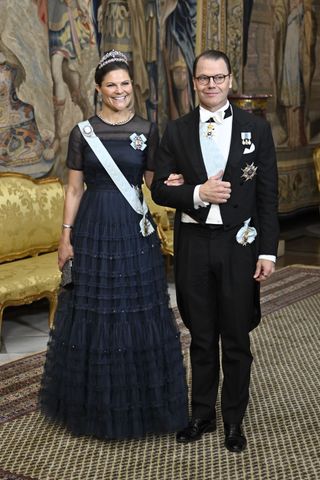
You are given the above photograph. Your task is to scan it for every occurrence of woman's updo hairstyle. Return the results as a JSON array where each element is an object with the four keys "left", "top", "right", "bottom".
[{"left": 95, "top": 49, "right": 131, "bottom": 86}]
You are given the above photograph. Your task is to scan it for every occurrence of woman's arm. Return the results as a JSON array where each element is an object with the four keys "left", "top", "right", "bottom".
[
  {"left": 58, "top": 169, "right": 84, "bottom": 270},
  {"left": 144, "top": 170, "right": 184, "bottom": 190},
  {"left": 144, "top": 170, "right": 154, "bottom": 189}
]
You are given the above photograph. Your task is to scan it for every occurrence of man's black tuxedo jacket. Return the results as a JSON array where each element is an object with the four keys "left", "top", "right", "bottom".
[{"left": 151, "top": 104, "right": 279, "bottom": 259}]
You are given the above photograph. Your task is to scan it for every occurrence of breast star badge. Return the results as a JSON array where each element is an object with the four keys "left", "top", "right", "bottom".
[{"left": 241, "top": 162, "right": 258, "bottom": 182}]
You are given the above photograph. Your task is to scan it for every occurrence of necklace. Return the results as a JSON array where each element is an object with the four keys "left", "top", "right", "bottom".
[{"left": 97, "top": 111, "right": 135, "bottom": 126}]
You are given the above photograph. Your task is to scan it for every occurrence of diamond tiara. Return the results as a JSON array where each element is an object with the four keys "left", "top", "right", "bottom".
[{"left": 98, "top": 49, "right": 129, "bottom": 69}]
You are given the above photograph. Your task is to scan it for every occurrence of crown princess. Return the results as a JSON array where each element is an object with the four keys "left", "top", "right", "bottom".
[{"left": 98, "top": 50, "right": 129, "bottom": 69}]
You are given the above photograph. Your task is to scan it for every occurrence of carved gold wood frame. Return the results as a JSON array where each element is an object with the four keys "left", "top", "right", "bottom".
[
  {"left": 0, "top": 291, "right": 58, "bottom": 335},
  {"left": 0, "top": 172, "right": 64, "bottom": 336}
]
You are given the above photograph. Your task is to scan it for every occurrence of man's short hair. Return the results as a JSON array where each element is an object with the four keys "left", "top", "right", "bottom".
[{"left": 193, "top": 50, "right": 232, "bottom": 77}]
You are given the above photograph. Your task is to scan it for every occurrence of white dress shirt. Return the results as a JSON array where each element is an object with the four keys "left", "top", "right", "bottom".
[{"left": 181, "top": 101, "right": 232, "bottom": 224}]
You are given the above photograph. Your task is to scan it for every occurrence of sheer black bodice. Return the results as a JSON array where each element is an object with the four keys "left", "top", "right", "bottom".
[{"left": 66, "top": 114, "right": 158, "bottom": 188}]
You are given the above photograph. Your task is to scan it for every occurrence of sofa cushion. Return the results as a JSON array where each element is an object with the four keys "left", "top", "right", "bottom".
[{"left": 0, "top": 252, "right": 61, "bottom": 305}]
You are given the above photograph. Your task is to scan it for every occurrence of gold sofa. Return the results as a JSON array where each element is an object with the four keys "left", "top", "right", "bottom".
[
  {"left": 0, "top": 173, "right": 64, "bottom": 338},
  {"left": 142, "top": 183, "right": 174, "bottom": 262}
]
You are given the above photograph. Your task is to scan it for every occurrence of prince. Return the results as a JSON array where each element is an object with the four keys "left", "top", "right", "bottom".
[{"left": 152, "top": 49, "right": 279, "bottom": 452}]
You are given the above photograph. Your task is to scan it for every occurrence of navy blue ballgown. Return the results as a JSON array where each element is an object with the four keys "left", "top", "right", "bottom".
[{"left": 39, "top": 115, "right": 188, "bottom": 439}]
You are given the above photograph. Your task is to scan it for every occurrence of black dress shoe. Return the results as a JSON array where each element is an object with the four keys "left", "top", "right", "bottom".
[
  {"left": 176, "top": 418, "right": 216, "bottom": 444},
  {"left": 224, "top": 423, "right": 247, "bottom": 453}
]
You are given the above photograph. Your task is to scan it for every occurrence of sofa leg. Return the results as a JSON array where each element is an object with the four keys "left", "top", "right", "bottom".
[{"left": 48, "top": 293, "right": 58, "bottom": 330}]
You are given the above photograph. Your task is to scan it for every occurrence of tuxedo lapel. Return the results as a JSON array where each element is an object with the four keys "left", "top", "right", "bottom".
[
  {"left": 224, "top": 105, "right": 253, "bottom": 179},
  {"left": 180, "top": 108, "right": 208, "bottom": 181}
]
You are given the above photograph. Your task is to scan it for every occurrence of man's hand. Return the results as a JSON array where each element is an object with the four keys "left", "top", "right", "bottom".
[
  {"left": 254, "top": 259, "right": 275, "bottom": 282},
  {"left": 199, "top": 170, "right": 231, "bottom": 204},
  {"left": 164, "top": 173, "right": 185, "bottom": 186}
]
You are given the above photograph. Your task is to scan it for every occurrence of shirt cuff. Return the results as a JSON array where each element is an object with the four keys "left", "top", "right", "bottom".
[
  {"left": 259, "top": 254, "right": 276, "bottom": 263},
  {"left": 194, "top": 185, "right": 209, "bottom": 209}
]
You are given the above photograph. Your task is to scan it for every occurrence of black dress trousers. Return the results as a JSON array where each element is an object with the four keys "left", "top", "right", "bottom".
[{"left": 176, "top": 222, "right": 255, "bottom": 424}]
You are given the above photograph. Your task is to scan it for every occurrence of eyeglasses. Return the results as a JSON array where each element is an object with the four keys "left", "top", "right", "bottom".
[{"left": 195, "top": 74, "right": 230, "bottom": 86}]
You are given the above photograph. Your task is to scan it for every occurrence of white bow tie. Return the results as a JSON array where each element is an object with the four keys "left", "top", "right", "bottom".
[{"left": 205, "top": 110, "right": 225, "bottom": 125}]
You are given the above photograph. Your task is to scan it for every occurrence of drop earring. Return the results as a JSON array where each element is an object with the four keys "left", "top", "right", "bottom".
[{"left": 95, "top": 91, "right": 102, "bottom": 113}]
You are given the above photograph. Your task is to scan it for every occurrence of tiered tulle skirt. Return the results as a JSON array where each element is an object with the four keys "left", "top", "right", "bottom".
[{"left": 39, "top": 189, "right": 188, "bottom": 439}]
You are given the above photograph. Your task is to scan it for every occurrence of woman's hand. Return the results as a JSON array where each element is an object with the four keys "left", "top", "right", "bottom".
[
  {"left": 164, "top": 173, "right": 185, "bottom": 186},
  {"left": 58, "top": 234, "right": 74, "bottom": 271}
]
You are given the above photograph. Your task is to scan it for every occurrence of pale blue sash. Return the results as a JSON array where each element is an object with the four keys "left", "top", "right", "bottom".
[{"left": 78, "top": 120, "right": 154, "bottom": 237}]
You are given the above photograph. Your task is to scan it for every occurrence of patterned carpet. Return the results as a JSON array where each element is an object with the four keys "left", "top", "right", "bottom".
[{"left": 0, "top": 265, "right": 320, "bottom": 480}]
